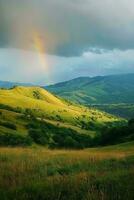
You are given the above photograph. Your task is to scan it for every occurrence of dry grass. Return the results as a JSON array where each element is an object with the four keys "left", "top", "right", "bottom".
[{"left": 0, "top": 142, "right": 134, "bottom": 200}]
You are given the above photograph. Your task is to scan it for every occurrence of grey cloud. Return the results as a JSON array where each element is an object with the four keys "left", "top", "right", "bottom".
[{"left": 0, "top": 0, "right": 134, "bottom": 56}]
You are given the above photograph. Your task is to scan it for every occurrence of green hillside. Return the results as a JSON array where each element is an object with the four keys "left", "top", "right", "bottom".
[
  {"left": 0, "top": 86, "right": 124, "bottom": 148},
  {"left": 93, "top": 104, "right": 134, "bottom": 119},
  {"left": 0, "top": 86, "right": 119, "bottom": 126},
  {"left": 46, "top": 73, "right": 134, "bottom": 104}
]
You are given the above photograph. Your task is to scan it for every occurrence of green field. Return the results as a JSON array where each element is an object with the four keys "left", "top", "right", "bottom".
[{"left": 0, "top": 142, "right": 134, "bottom": 200}]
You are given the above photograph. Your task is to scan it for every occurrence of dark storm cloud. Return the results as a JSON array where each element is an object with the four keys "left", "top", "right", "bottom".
[
  {"left": 0, "top": 0, "right": 134, "bottom": 56},
  {"left": 0, "top": 2, "right": 9, "bottom": 46}
]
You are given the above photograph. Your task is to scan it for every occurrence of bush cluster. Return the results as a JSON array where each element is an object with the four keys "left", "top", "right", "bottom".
[
  {"left": 96, "top": 119, "right": 134, "bottom": 146},
  {"left": 0, "top": 132, "right": 32, "bottom": 146},
  {"left": 0, "top": 121, "right": 17, "bottom": 130},
  {"left": 27, "top": 120, "right": 92, "bottom": 149}
]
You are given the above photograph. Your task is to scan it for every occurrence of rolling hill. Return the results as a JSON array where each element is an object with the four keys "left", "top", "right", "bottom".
[
  {"left": 46, "top": 73, "right": 134, "bottom": 105},
  {"left": 0, "top": 86, "right": 123, "bottom": 148},
  {"left": 0, "top": 86, "right": 119, "bottom": 127},
  {"left": 93, "top": 104, "right": 134, "bottom": 119}
]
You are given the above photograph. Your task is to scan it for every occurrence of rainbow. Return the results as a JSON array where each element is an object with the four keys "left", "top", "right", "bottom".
[{"left": 32, "top": 32, "right": 48, "bottom": 72}]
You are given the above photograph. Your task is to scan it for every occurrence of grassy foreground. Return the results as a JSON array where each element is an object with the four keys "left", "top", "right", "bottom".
[{"left": 0, "top": 142, "right": 134, "bottom": 200}]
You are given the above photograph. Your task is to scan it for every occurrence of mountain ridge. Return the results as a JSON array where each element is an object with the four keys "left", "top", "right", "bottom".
[{"left": 45, "top": 73, "right": 134, "bottom": 104}]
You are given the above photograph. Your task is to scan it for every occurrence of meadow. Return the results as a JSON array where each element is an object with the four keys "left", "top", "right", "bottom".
[{"left": 0, "top": 142, "right": 134, "bottom": 200}]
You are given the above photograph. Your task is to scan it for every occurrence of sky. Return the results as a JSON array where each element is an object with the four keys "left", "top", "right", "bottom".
[{"left": 0, "top": 0, "right": 134, "bottom": 84}]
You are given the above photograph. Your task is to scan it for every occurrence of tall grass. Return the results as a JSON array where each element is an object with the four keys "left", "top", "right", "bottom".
[{"left": 0, "top": 143, "right": 134, "bottom": 200}]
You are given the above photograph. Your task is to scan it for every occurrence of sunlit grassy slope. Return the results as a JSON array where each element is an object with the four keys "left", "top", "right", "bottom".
[
  {"left": 0, "top": 109, "right": 28, "bottom": 136},
  {"left": 0, "top": 108, "right": 95, "bottom": 139},
  {"left": 0, "top": 86, "right": 120, "bottom": 127}
]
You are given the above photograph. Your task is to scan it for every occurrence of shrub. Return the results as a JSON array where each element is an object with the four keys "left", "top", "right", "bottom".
[
  {"left": 0, "top": 132, "right": 32, "bottom": 146},
  {"left": 26, "top": 122, "right": 39, "bottom": 129},
  {"left": 26, "top": 120, "right": 92, "bottom": 149},
  {"left": 52, "top": 129, "right": 92, "bottom": 149},
  {"left": 24, "top": 109, "right": 36, "bottom": 120},
  {"left": 97, "top": 119, "right": 134, "bottom": 146},
  {"left": 0, "top": 104, "right": 24, "bottom": 114},
  {"left": 0, "top": 121, "right": 17, "bottom": 130},
  {"left": 128, "top": 118, "right": 134, "bottom": 126},
  {"left": 64, "top": 136, "right": 80, "bottom": 149},
  {"left": 28, "top": 129, "right": 50, "bottom": 145}
]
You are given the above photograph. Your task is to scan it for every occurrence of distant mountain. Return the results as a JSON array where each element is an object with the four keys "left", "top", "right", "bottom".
[
  {"left": 45, "top": 74, "right": 134, "bottom": 104},
  {"left": 92, "top": 104, "right": 134, "bottom": 119},
  {"left": 0, "top": 80, "right": 33, "bottom": 88}
]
